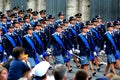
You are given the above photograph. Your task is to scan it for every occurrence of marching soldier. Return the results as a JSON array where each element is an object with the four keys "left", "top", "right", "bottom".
[
  {"left": 95, "top": 15, "right": 105, "bottom": 25},
  {"left": 30, "top": 11, "right": 38, "bottom": 27},
  {"left": 95, "top": 15, "right": 106, "bottom": 50},
  {"left": 24, "top": 14, "right": 31, "bottom": 30},
  {"left": 75, "top": 13, "right": 83, "bottom": 34},
  {"left": 102, "top": 22, "right": 117, "bottom": 75},
  {"left": 77, "top": 25, "right": 92, "bottom": 79},
  {"left": 46, "top": 15, "right": 55, "bottom": 43},
  {"left": 12, "top": 6, "right": 19, "bottom": 14},
  {"left": 86, "top": 21, "right": 96, "bottom": 76},
  {"left": 62, "top": 19, "right": 73, "bottom": 72},
  {"left": 39, "top": 19, "right": 48, "bottom": 51},
  {"left": 22, "top": 25, "right": 39, "bottom": 67},
  {"left": 0, "top": 28, "right": 6, "bottom": 62},
  {"left": 48, "top": 23, "right": 65, "bottom": 64},
  {"left": 43, "top": 16, "right": 49, "bottom": 25},
  {"left": 2, "top": 24, "right": 22, "bottom": 58},
  {"left": 18, "top": 18, "right": 25, "bottom": 28},
  {"left": 0, "top": 14, "right": 8, "bottom": 34},
  {"left": 56, "top": 12, "right": 65, "bottom": 23},
  {"left": 24, "top": 14, "right": 31, "bottom": 26},
  {"left": 13, "top": 20, "right": 24, "bottom": 39},
  {"left": 18, "top": 10, "right": 24, "bottom": 19},
  {"left": 91, "top": 18, "right": 101, "bottom": 67},
  {"left": 113, "top": 21, "right": 120, "bottom": 69},
  {"left": 33, "top": 22, "right": 49, "bottom": 62},
  {"left": 62, "top": 19, "right": 73, "bottom": 51},
  {"left": 6, "top": 10, "right": 12, "bottom": 18},
  {"left": 96, "top": 15, "right": 106, "bottom": 37},
  {"left": 91, "top": 18, "right": 101, "bottom": 49},
  {"left": 26, "top": 8, "right": 33, "bottom": 17},
  {"left": 10, "top": 13, "right": 17, "bottom": 23},
  {"left": 39, "top": 9, "right": 46, "bottom": 20},
  {"left": 45, "top": 15, "right": 56, "bottom": 63},
  {"left": 68, "top": 16, "right": 80, "bottom": 68}
]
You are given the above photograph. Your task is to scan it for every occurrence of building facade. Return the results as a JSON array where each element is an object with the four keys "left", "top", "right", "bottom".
[{"left": 0, "top": 0, "right": 120, "bottom": 22}]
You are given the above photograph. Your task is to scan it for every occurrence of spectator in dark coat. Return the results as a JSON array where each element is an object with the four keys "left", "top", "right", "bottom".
[{"left": 7, "top": 47, "right": 30, "bottom": 80}]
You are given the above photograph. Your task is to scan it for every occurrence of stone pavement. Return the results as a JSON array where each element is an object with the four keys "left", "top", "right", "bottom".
[{"left": 48, "top": 55, "right": 120, "bottom": 80}]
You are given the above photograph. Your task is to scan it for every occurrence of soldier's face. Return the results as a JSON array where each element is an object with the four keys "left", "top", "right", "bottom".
[
  {"left": 64, "top": 23, "right": 68, "bottom": 27},
  {"left": 56, "top": 27, "right": 62, "bottom": 33},
  {"left": 19, "top": 13, "right": 24, "bottom": 18},
  {"left": 40, "top": 13, "right": 46, "bottom": 18},
  {"left": 70, "top": 20, "right": 75, "bottom": 24},
  {"left": 82, "top": 28, "right": 87, "bottom": 33},
  {"left": 8, "top": 28, "right": 14, "bottom": 33},
  {"left": 11, "top": 17, "right": 16, "bottom": 21},
  {"left": 7, "top": 13, "right": 11, "bottom": 17},
  {"left": 41, "top": 23, "right": 46, "bottom": 28},
  {"left": 108, "top": 27, "right": 113, "bottom": 31},
  {"left": 13, "top": 10, "right": 19, "bottom": 13},
  {"left": 114, "top": 25, "right": 119, "bottom": 29},
  {"left": 2, "top": 18, "right": 7, "bottom": 22},
  {"left": 45, "top": 21, "right": 49, "bottom": 25},
  {"left": 76, "top": 17, "right": 81, "bottom": 21},
  {"left": 25, "top": 19, "right": 30, "bottom": 23},
  {"left": 59, "top": 15, "right": 64, "bottom": 19},
  {"left": 20, "top": 22, "right": 24, "bottom": 26},
  {"left": 87, "top": 25, "right": 92, "bottom": 29},
  {"left": 36, "top": 26, "right": 41, "bottom": 30},
  {"left": 50, "top": 19, "right": 55, "bottom": 23},
  {"left": 93, "top": 22, "right": 98, "bottom": 26},
  {"left": 14, "top": 23, "right": 20, "bottom": 28},
  {"left": 32, "top": 15, "right": 37, "bottom": 19},
  {"left": 28, "top": 29, "right": 33, "bottom": 34},
  {"left": 97, "top": 18, "right": 102, "bottom": 23}
]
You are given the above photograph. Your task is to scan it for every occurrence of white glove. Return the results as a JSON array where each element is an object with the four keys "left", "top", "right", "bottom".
[
  {"left": 100, "top": 50, "right": 105, "bottom": 54},
  {"left": 75, "top": 49, "right": 80, "bottom": 54},
  {"left": 69, "top": 50, "right": 73, "bottom": 54},
  {"left": 9, "top": 55, "right": 13, "bottom": 59},
  {"left": 4, "top": 52, "right": 7, "bottom": 56},
  {"left": 47, "top": 51, "right": 51, "bottom": 55},
  {"left": 46, "top": 48, "right": 53, "bottom": 55},
  {"left": 47, "top": 48, "right": 52, "bottom": 52},
  {"left": 40, "top": 55, "right": 43, "bottom": 58},
  {"left": 93, "top": 52, "right": 97, "bottom": 57},
  {"left": 72, "top": 48, "right": 75, "bottom": 52},
  {"left": 104, "top": 45, "right": 106, "bottom": 48}
]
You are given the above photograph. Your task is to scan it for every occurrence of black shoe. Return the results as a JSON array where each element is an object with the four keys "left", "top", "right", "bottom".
[
  {"left": 92, "top": 72, "right": 96, "bottom": 76},
  {"left": 103, "top": 74, "right": 106, "bottom": 76},
  {"left": 54, "top": 62, "right": 56, "bottom": 64},
  {"left": 99, "top": 63, "right": 103, "bottom": 67},
  {"left": 97, "top": 68, "right": 100, "bottom": 72},
  {"left": 76, "top": 65, "right": 80, "bottom": 68},
  {"left": 73, "top": 60, "right": 76, "bottom": 62},
  {"left": 69, "top": 69, "right": 73, "bottom": 73},
  {"left": 110, "top": 69, "right": 113, "bottom": 73},
  {"left": 90, "top": 68, "right": 96, "bottom": 71},
  {"left": 93, "top": 63, "right": 96, "bottom": 65},
  {"left": 88, "top": 76, "right": 92, "bottom": 80},
  {"left": 94, "top": 69, "right": 96, "bottom": 71}
]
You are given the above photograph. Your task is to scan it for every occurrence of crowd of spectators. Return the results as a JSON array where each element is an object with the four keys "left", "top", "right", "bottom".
[{"left": 0, "top": 47, "right": 120, "bottom": 80}]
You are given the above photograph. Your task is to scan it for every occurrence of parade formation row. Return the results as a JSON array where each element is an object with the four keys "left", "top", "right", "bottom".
[{"left": 0, "top": 6, "right": 120, "bottom": 80}]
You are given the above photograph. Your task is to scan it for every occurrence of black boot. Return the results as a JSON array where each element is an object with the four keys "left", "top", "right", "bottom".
[{"left": 92, "top": 72, "right": 96, "bottom": 76}]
